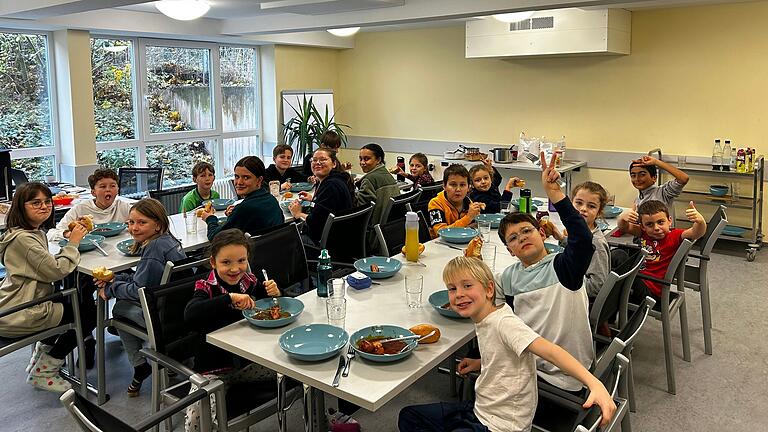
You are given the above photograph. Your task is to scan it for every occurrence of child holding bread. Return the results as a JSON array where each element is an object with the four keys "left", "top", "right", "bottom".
[
  {"left": 469, "top": 158, "right": 525, "bottom": 214},
  {"left": 93, "top": 198, "right": 186, "bottom": 397}
]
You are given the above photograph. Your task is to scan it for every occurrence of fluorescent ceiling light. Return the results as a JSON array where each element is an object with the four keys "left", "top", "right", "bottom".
[
  {"left": 492, "top": 11, "right": 535, "bottom": 23},
  {"left": 103, "top": 45, "right": 129, "bottom": 53},
  {"left": 327, "top": 27, "right": 361, "bottom": 37},
  {"left": 155, "top": 0, "right": 211, "bottom": 21}
]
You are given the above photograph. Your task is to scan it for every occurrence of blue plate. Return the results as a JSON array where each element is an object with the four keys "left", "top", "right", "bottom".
[
  {"left": 597, "top": 220, "right": 610, "bottom": 231},
  {"left": 243, "top": 297, "right": 304, "bottom": 328},
  {"left": 476, "top": 213, "right": 503, "bottom": 228},
  {"left": 545, "top": 243, "right": 564, "bottom": 253},
  {"left": 428, "top": 290, "right": 467, "bottom": 319},
  {"left": 280, "top": 200, "right": 311, "bottom": 211},
  {"left": 206, "top": 198, "right": 234, "bottom": 211},
  {"left": 279, "top": 324, "right": 348, "bottom": 362},
  {"left": 722, "top": 225, "right": 746, "bottom": 236},
  {"left": 511, "top": 198, "right": 545, "bottom": 207},
  {"left": 603, "top": 206, "right": 623, "bottom": 219},
  {"left": 354, "top": 257, "right": 402, "bottom": 279},
  {"left": 709, "top": 185, "right": 729, "bottom": 197},
  {"left": 438, "top": 227, "right": 479, "bottom": 244},
  {"left": 290, "top": 182, "right": 314, "bottom": 192},
  {"left": 116, "top": 239, "right": 142, "bottom": 256},
  {"left": 91, "top": 222, "right": 127, "bottom": 237},
  {"left": 350, "top": 325, "right": 417, "bottom": 363},
  {"left": 59, "top": 234, "right": 105, "bottom": 252}
]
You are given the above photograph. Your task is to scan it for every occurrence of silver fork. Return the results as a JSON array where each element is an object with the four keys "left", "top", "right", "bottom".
[{"left": 342, "top": 344, "right": 355, "bottom": 377}]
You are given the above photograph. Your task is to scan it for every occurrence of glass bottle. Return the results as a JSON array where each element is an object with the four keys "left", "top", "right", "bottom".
[{"left": 317, "top": 249, "right": 332, "bottom": 297}]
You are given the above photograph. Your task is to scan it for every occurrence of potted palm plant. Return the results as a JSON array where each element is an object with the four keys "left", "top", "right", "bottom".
[{"left": 282, "top": 94, "right": 349, "bottom": 162}]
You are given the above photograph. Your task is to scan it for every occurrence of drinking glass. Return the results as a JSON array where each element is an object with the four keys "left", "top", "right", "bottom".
[
  {"left": 481, "top": 243, "right": 497, "bottom": 271},
  {"left": 328, "top": 278, "right": 346, "bottom": 299},
  {"left": 405, "top": 275, "right": 424, "bottom": 309},
  {"left": 677, "top": 155, "right": 687, "bottom": 168},
  {"left": 479, "top": 221, "right": 492, "bottom": 242},
  {"left": 731, "top": 182, "right": 739, "bottom": 201},
  {"left": 326, "top": 298, "right": 347, "bottom": 329},
  {"left": 269, "top": 181, "right": 280, "bottom": 197},
  {"left": 185, "top": 215, "right": 198, "bottom": 234}
]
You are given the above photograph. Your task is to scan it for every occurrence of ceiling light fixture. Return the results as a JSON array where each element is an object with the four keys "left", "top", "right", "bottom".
[
  {"left": 155, "top": 0, "right": 211, "bottom": 21},
  {"left": 492, "top": 11, "right": 535, "bottom": 23},
  {"left": 327, "top": 27, "right": 361, "bottom": 37}
]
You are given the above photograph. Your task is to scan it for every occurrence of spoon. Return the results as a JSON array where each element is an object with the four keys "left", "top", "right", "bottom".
[
  {"left": 397, "top": 330, "right": 438, "bottom": 353},
  {"left": 262, "top": 269, "right": 279, "bottom": 307}
]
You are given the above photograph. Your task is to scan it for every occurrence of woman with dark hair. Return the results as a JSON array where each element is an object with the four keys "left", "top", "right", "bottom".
[
  {"left": 0, "top": 182, "right": 93, "bottom": 392},
  {"left": 289, "top": 148, "right": 354, "bottom": 245},
  {"left": 199, "top": 156, "right": 283, "bottom": 240},
  {"left": 356, "top": 143, "right": 398, "bottom": 206}
]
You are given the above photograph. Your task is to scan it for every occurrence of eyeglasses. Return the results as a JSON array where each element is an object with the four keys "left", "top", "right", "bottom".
[
  {"left": 505, "top": 226, "right": 537, "bottom": 244},
  {"left": 26, "top": 199, "right": 53, "bottom": 209},
  {"left": 311, "top": 157, "right": 331, "bottom": 164}
]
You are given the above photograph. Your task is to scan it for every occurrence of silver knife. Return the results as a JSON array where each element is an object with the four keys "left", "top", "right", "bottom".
[
  {"left": 436, "top": 241, "right": 464, "bottom": 251},
  {"left": 342, "top": 344, "right": 355, "bottom": 377},
  {"left": 332, "top": 354, "right": 346, "bottom": 387},
  {"left": 91, "top": 239, "right": 109, "bottom": 256}
]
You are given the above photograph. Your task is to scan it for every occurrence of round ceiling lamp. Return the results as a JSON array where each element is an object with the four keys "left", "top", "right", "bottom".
[
  {"left": 155, "top": 0, "right": 211, "bottom": 21},
  {"left": 327, "top": 27, "right": 361, "bottom": 37},
  {"left": 492, "top": 11, "right": 535, "bottom": 23}
]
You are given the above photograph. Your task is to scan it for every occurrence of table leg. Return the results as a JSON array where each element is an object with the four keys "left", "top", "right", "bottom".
[
  {"left": 302, "top": 384, "right": 313, "bottom": 432},
  {"left": 277, "top": 373, "right": 286, "bottom": 432},
  {"left": 96, "top": 295, "right": 108, "bottom": 405},
  {"left": 313, "top": 388, "right": 325, "bottom": 432}
]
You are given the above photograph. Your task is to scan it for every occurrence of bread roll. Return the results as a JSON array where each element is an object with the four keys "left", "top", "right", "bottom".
[
  {"left": 93, "top": 266, "right": 114, "bottom": 282},
  {"left": 283, "top": 192, "right": 293, "bottom": 198},
  {"left": 68, "top": 215, "right": 94, "bottom": 232},
  {"left": 409, "top": 324, "right": 440, "bottom": 344},
  {"left": 464, "top": 237, "right": 483, "bottom": 259}
]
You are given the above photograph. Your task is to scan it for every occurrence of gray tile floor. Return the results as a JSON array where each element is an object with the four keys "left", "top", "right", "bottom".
[{"left": 1, "top": 241, "right": 765, "bottom": 432}]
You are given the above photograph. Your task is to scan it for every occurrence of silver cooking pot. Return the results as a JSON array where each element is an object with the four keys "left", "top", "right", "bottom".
[{"left": 492, "top": 147, "right": 517, "bottom": 163}]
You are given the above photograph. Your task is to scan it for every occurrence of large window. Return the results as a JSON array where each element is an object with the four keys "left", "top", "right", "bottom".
[
  {"left": 92, "top": 38, "right": 260, "bottom": 182},
  {"left": 0, "top": 31, "right": 56, "bottom": 180}
]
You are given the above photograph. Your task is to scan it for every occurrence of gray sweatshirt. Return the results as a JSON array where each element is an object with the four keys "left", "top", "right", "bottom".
[{"left": 585, "top": 227, "right": 611, "bottom": 298}]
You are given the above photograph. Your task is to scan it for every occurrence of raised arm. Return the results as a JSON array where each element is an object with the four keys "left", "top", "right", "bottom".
[
  {"left": 618, "top": 203, "right": 642, "bottom": 237},
  {"left": 634, "top": 155, "right": 689, "bottom": 186},
  {"left": 681, "top": 201, "right": 707, "bottom": 240}
]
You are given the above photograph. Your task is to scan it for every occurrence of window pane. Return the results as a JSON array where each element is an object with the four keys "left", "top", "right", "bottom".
[
  {"left": 12, "top": 156, "right": 55, "bottom": 181},
  {"left": 97, "top": 147, "right": 138, "bottom": 172},
  {"left": 222, "top": 136, "right": 259, "bottom": 177},
  {"left": 146, "top": 141, "right": 214, "bottom": 187},
  {"left": 91, "top": 38, "right": 135, "bottom": 142},
  {"left": 0, "top": 33, "right": 52, "bottom": 150},
  {"left": 146, "top": 46, "right": 212, "bottom": 134},
  {"left": 220, "top": 46, "right": 258, "bottom": 131}
]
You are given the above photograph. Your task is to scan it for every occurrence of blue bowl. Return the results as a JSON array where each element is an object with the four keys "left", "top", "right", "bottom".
[
  {"left": 709, "top": 185, "right": 729, "bottom": 197},
  {"left": 243, "top": 297, "right": 304, "bottom": 328},
  {"left": 722, "top": 225, "right": 746, "bottom": 237},
  {"left": 476, "top": 213, "right": 503, "bottom": 228},
  {"left": 91, "top": 222, "right": 127, "bottom": 237},
  {"left": 354, "top": 257, "right": 402, "bottom": 279},
  {"left": 428, "top": 290, "right": 467, "bottom": 319},
  {"left": 116, "top": 239, "right": 142, "bottom": 256},
  {"left": 290, "top": 182, "right": 314, "bottom": 192},
  {"left": 603, "top": 205, "right": 623, "bottom": 219},
  {"left": 279, "top": 324, "right": 348, "bottom": 362},
  {"left": 59, "top": 234, "right": 105, "bottom": 252},
  {"left": 350, "top": 325, "right": 417, "bottom": 363},
  {"left": 206, "top": 198, "right": 234, "bottom": 211},
  {"left": 280, "top": 200, "right": 311, "bottom": 211},
  {"left": 438, "top": 227, "right": 479, "bottom": 244},
  {"left": 545, "top": 243, "right": 564, "bottom": 254}
]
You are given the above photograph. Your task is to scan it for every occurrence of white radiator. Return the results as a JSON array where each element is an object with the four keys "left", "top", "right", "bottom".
[{"left": 212, "top": 177, "right": 237, "bottom": 200}]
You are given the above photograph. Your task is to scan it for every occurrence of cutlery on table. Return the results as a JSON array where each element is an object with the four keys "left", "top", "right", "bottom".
[
  {"left": 436, "top": 241, "right": 464, "bottom": 251},
  {"left": 332, "top": 352, "right": 346, "bottom": 387},
  {"left": 380, "top": 331, "right": 436, "bottom": 345},
  {"left": 397, "top": 330, "right": 438, "bottom": 353},
  {"left": 91, "top": 239, "right": 109, "bottom": 256},
  {"left": 262, "top": 269, "right": 279, "bottom": 307},
  {"left": 342, "top": 344, "right": 355, "bottom": 377}
]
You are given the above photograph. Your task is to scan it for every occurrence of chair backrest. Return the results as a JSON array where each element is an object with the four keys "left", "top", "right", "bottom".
[
  {"left": 248, "top": 221, "right": 310, "bottom": 296},
  {"left": 664, "top": 238, "right": 695, "bottom": 284},
  {"left": 118, "top": 167, "right": 163, "bottom": 197},
  {"left": 576, "top": 353, "right": 628, "bottom": 432},
  {"left": 590, "top": 249, "right": 646, "bottom": 332},
  {"left": 9, "top": 168, "right": 28, "bottom": 186},
  {"left": 159, "top": 256, "right": 209, "bottom": 285},
  {"left": 616, "top": 296, "right": 656, "bottom": 347},
  {"left": 149, "top": 184, "right": 196, "bottom": 215},
  {"left": 375, "top": 217, "right": 406, "bottom": 257},
  {"left": 416, "top": 181, "right": 443, "bottom": 202},
  {"left": 698, "top": 205, "right": 728, "bottom": 257},
  {"left": 320, "top": 203, "right": 374, "bottom": 263},
  {"left": 370, "top": 184, "right": 403, "bottom": 227},
  {"left": 380, "top": 189, "right": 422, "bottom": 225},
  {"left": 416, "top": 210, "right": 433, "bottom": 243},
  {"left": 139, "top": 275, "right": 201, "bottom": 360}
]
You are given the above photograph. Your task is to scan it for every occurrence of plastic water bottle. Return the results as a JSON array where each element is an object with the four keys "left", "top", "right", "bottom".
[
  {"left": 722, "top": 140, "right": 732, "bottom": 171},
  {"left": 712, "top": 139, "right": 722, "bottom": 171},
  {"left": 317, "top": 249, "right": 332, "bottom": 297},
  {"left": 404, "top": 212, "right": 420, "bottom": 262}
]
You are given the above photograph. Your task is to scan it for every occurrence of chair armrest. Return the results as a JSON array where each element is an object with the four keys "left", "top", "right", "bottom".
[
  {"left": 133, "top": 384, "right": 222, "bottom": 431},
  {"left": 140, "top": 348, "right": 197, "bottom": 379},
  {"left": 688, "top": 252, "right": 710, "bottom": 261},
  {"left": 607, "top": 241, "right": 641, "bottom": 250},
  {"left": 0, "top": 288, "right": 72, "bottom": 319},
  {"left": 537, "top": 380, "right": 586, "bottom": 411},
  {"left": 635, "top": 273, "right": 670, "bottom": 286}
]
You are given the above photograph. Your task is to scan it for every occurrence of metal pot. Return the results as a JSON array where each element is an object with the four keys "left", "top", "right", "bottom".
[{"left": 492, "top": 147, "right": 517, "bottom": 163}]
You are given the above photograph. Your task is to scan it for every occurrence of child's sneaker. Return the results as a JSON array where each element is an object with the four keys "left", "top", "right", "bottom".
[
  {"left": 25, "top": 342, "right": 52, "bottom": 373},
  {"left": 27, "top": 351, "right": 72, "bottom": 393}
]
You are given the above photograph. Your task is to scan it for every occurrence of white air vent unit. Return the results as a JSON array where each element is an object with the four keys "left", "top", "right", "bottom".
[{"left": 466, "top": 8, "right": 631, "bottom": 59}]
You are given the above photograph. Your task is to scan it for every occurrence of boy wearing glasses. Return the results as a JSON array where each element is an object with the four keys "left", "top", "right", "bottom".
[{"left": 463, "top": 153, "right": 595, "bottom": 393}]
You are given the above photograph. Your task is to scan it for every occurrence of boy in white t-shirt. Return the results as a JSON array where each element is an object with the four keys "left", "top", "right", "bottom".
[{"left": 397, "top": 257, "right": 615, "bottom": 432}]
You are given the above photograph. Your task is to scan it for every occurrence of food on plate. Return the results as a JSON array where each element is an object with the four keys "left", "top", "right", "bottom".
[
  {"left": 93, "top": 266, "right": 114, "bottom": 282},
  {"left": 464, "top": 237, "right": 483, "bottom": 259},
  {"left": 441, "top": 302, "right": 451, "bottom": 310},
  {"left": 409, "top": 324, "right": 441, "bottom": 344},
  {"left": 401, "top": 243, "right": 426, "bottom": 256},
  {"left": 357, "top": 336, "right": 408, "bottom": 355},
  {"left": 370, "top": 263, "right": 380, "bottom": 272},
  {"left": 249, "top": 305, "right": 290, "bottom": 321},
  {"left": 512, "top": 178, "right": 526, "bottom": 188},
  {"left": 283, "top": 192, "right": 293, "bottom": 198},
  {"left": 68, "top": 215, "right": 94, "bottom": 232}
]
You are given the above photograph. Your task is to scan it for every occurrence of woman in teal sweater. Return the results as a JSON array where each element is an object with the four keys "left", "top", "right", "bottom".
[{"left": 199, "top": 156, "right": 283, "bottom": 240}]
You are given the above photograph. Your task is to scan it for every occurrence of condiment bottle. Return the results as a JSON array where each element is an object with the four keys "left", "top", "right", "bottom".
[
  {"left": 404, "top": 211, "right": 420, "bottom": 262},
  {"left": 736, "top": 148, "right": 746, "bottom": 173}
]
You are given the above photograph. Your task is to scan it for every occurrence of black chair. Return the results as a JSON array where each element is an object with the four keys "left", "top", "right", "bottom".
[
  {"left": 407, "top": 181, "right": 443, "bottom": 215},
  {"left": 379, "top": 188, "right": 421, "bottom": 224},
  {"left": 149, "top": 185, "right": 196, "bottom": 215},
  {"left": 9, "top": 168, "right": 28, "bottom": 193},
  {"left": 119, "top": 167, "right": 163, "bottom": 198},
  {"left": 416, "top": 210, "right": 433, "bottom": 244},
  {"left": 248, "top": 221, "right": 311, "bottom": 297},
  {"left": 316, "top": 203, "right": 374, "bottom": 264},
  {"left": 590, "top": 249, "right": 646, "bottom": 342},
  {"left": 374, "top": 217, "right": 407, "bottom": 257}
]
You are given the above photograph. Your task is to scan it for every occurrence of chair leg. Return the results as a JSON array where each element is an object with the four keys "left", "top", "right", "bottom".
[
  {"left": 627, "top": 352, "right": 637, "bottom": 413},
  {"left": 276, "top": 373, "right": 287, "bottom": 432},
  {"left": 449, "top": 359, "right": 457, "bottom": 397},
  {"left": 661, "top": 306, "right": 676, "bottom": 394},
  {"left": 679, "top": 295, "right": 691, "bottom": 362},
  {"left": 700, "top": 274, "right": 713, "bottom": 355},
  {"left": 618, "top": 358, "right": 632, "bottom": 432}
]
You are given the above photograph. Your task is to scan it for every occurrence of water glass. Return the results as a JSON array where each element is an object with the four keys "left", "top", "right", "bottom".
[
  {"left": 326, "top": 298, "right": 347, "bottom": 329},
  {"left": 731, "top": 182, "right": 739, "bottom": 200},
  {"left": 405, "top": 275, "right": 423, "bottom": 309},
  {"left": 677, "top": 155, "right": 687, "bottom": 168},
  {"left": 328, "top": 278, "right": 345, "bottom": 299},
  {"left": 269, "top": 180, "right": 280, "bottom": 197},
  {"left": 185, "top": 215, "right": 198, "bottom": 234},
  {"left": 479, "top": 221, "right": 492, "bottom": 242},
  {"left": 481, "top": 243, "right": 497, "bottom": 271}
]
